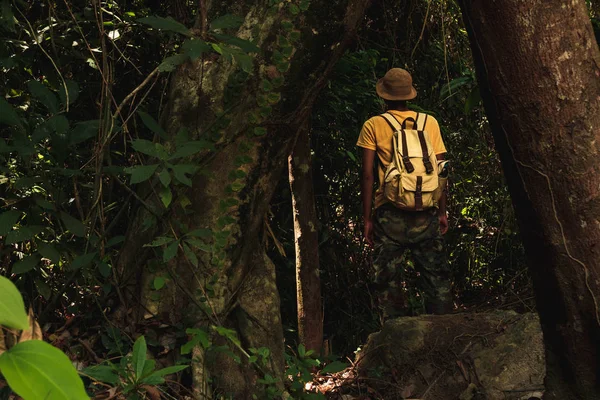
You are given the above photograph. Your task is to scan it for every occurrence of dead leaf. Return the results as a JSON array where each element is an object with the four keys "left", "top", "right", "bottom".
[
  {"left": 19, "top": 307, "right": 43, "bottom": 343},
  {"left": 0, "top": 328, "right": 6, "bottom": 356},
  {"left": 141, "top": 385, "right": 161, "bottom": 400}
]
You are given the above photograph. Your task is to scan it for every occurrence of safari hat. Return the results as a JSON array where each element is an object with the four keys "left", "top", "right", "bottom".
[{"left": 376, "top": 68, "right": 417, "bottom": 101}]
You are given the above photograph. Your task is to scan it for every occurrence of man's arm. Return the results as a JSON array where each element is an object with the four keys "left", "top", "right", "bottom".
[
  {"left": 361, "top": 148, "right": 376, "bottom": 245},
  {"left": 436, "top": 153, "right": 448, "bottom": 235}
]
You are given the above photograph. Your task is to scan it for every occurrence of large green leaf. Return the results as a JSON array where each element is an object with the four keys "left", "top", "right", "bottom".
[
  {"left": 0, "top": 275, "right": 28, "bottom": 330},
  {"left": 0, "top": 340, "right": 89, "bottom": 399},
  {"left": 182, "top": 38, "right": 211, "bottom": 60},
  {"left": 37, "top": 241, "right": 61, "bottom": 264},
  {"left": 138, "top": 16, "right": 191, "bottom": 36},
  {"left": 0, "top": 210, "right": 22, "bottom": 236},
  {"left": 132, "top": 335, "right": 147, "bottom": 381},
  {"left": 70, "top": 252, "right": 97, "bottom": 270},
  {"left": 27, "top": 80, "right": 59, "bottom": 114},
  {"left": 0, "top": 98, "right": 22, "bottom": 127}
]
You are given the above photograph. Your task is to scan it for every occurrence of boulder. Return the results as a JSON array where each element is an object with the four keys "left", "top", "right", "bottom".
[{"left": 356, "top": 311, "right": 545, "bottom": 399}]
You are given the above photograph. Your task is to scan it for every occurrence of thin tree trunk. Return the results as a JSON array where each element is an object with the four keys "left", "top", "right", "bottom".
[
  {"left": 289, "top": 124, "right": 323, "bottom": 353},
  {"left": 457, "top": 0, "right": 600, "bottom": 398}
]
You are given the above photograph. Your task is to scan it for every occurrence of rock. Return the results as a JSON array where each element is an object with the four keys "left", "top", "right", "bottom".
[{"left": 356, "top": 311, "right": 545, "bottom": 399}]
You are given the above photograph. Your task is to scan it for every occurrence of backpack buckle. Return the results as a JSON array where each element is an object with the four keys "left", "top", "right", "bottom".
[
  {"left": 402, "top": 156, "right": 415, "bottom": 173},
  {"left": 423, "top": 158, "right": 434, "bottom": 174}
]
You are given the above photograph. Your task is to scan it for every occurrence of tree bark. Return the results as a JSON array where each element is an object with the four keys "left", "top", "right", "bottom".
[
  {"left": 457, "top": 0, "right": 600, "bottom": 398},
  {"left": 289, "top": 124, "right": 323, "bottom": 353},
  {"left": 116, "top": 0, "right": 370, "bottom": 398}
]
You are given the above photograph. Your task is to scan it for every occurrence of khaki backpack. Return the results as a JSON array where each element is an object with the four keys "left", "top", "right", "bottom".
[{"left": 380, "top": 112, "right": 448, "bottom": 211}]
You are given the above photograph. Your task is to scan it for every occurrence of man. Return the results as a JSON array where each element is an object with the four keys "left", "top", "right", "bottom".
[{"left": 356, "top": 68, "right": 452, "bottom": 319}]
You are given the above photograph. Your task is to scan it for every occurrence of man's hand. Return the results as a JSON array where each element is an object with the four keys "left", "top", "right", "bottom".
[
  {"left": 364, "top": 218, "right": 374, "bottom": 246},
  {"left": 439, "top": 214, "right": 448, "bottom": 235}
]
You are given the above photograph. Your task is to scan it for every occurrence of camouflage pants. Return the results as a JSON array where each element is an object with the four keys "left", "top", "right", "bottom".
[{"left": 373, "top": 204, "right": 452, "bottom": 317}]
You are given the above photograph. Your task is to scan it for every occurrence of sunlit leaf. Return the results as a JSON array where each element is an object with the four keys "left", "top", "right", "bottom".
[
  {"left": 0, "top": 275, "right": 29, "bottom": 330},
  {"left": 0, "top": 340, "right": 89, "bottom": 399},
  {"left": 320, "top": 361, "right": 348, "bottom": 374}
]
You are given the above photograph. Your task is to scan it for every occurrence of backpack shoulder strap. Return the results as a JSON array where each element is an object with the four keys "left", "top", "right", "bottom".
[
  {"left": 379, "top": 113, "right": 415, "bottom": 173},
  {"left": 415, "top": 113, "right": 434, "bottom": 174}
]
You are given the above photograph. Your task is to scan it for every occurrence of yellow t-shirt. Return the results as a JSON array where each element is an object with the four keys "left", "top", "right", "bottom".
[{"left": 356, "top": 110, "right": 447, "bottom": 208}]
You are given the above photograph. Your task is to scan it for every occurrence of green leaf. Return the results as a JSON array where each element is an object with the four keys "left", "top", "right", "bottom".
[
  {"left": 464, "top": 86, "right": 482, "bottom": 114},
  {"left": 82, "top": 365, "right": 119, "bottom": 385},
  {"left": 181, "top": 328, "right": 210, "bottom": 354},
  {"left": 440, "top": 76, "right": 473, "bottom": 100},
  {"left": 6, "top": 226, "right": 40, "bottom": 244},
  {"left": 187, "top": 228, "right": 212, "bottom": 238},
  {"left": 12, "top": 254, "right": 39, "bottom": 274},
  {"left": 35, "top": 279, "right": 52, "bottom": 300},
  {"left": 158, "top": 53, "right": 189, "bottom": 72},
  {"left": 210, "top": 14, "right": 244, "bottom": 30},
  {"left": 172, "top": 164, "right": 196, "bottom": 186},
  {"left": 163, "top": 240, "right": 179, "bottom": 262},
  {"left": 137, "top": 111, "right": 167, "bottom": 139},
  {"left": 145, "top": 236, "right": 174, "bottom": 247},
  {"left": 153, "top": 277, "right": 166, "bottom": 290},
  {"left": 0, "top": 275, "right": 29, "bottom": 330},
  {"left": 140, "top": 365, "right": 188, "bottom": 385},
  {"left": 212, "top": 33, "right": 260, "bottom": 53},
  {"left": 182, "top": 38, "right": 211, "bottom": 60},
  {"left": 169, "top": 140, "right": 214, "bottom": 160},
  {"left": 125, "top": 164, "right": 159, "bottom": 184},
  {"left": 106, "top": 235, "right": 125, "bottom": 248},
  {"left": 346, "top": 150, "right": 357, "bottom": 162},
  {"left": 37, "top": 241, "right": 60, "bottom": 263},
  {"left": 289, "top": 4, "right": 300, "bottom": 15},
  {"left": 131, "top": 139, "right": 160, "bottom": 157},
  {"left": 0, "top": 210, "right": 22, "bottom": 236},
  {"left": 60, "top": 212, "right": 86, "bottom": 237},
  {"left": 0, "top": 340, "right": 89, "bottom": 400},
  {"left": 70, "top": 252, "right": 97, "bottom": 270},
  {"left": 159, "top": 186, "right": 173, "bottom": 208},
  {"left": 132, "top": 335, "right": 147, "bottom": 381},
  {"left": 183, "top": 243, "right": 198, "bottom": 267},
  {"left": 320, "top": 361, "right": 348, "bottom": 374},
  {"left": 158, "top": 168, "right": 172, "bottom": 187},
  {"left": 48, "top": 115, "right": 70, "bottom": 135},
  {"left": 58, "top": 80, "right": 80, "bottom": 106},
  {"left": 97, "top": 261, "right": 111, "bottom": 278},
  {"left": 233, "top": 52, "right": 253, "bottom": 73},
  {"left": 27, "top": 80, "right": 59, "bottom": 114},
  {"left": 70, "top": 120, "right": 100, "bottom": 145},
  {"left": 138, "top": 16, "right": 191, "bottom": 36},
  {"left": 0, "top": 97, "right": 22, "bottom": 127}
]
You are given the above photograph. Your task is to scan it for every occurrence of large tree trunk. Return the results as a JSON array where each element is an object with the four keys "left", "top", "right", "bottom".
[
  {"left": 116, "top": 1, "right": 369, "bottom": 398},
  {"left": 457, "top": 0, "right": 600, "bottom": 398},
  {"left": 289, "top": 125, "right": 323, "bottom": 353}
]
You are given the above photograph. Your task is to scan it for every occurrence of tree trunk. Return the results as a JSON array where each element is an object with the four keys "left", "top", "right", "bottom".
[
  {"left": 289, "top": 124, "right": 323, "bottom": 353},
  {"left": 457, "top": 0, "right": 600, "bottom": 398},
  {"left": 116, "top": 1, "right": 369, "bottom": 398}
]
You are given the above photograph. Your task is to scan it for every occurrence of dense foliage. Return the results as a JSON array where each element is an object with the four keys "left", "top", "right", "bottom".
[{"left": 1, "top": 0, "right": 572, "bottom": 398}]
